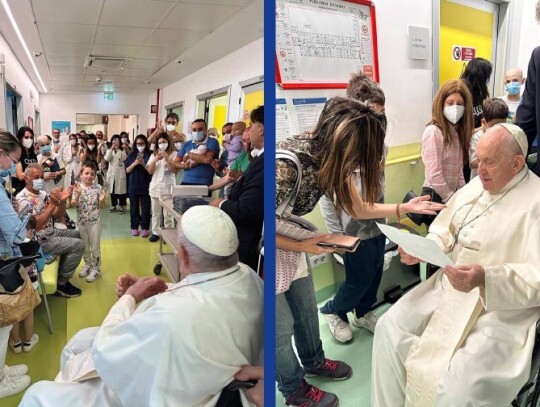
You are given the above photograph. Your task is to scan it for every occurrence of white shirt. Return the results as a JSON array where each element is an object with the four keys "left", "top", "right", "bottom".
[{"left": 147, "top": 152, "right": 177, "bottom": 197}]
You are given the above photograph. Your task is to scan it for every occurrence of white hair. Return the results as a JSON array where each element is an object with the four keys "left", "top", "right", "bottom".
[{"left": 177, "top": 226, "right": 238, "bottom": 271}]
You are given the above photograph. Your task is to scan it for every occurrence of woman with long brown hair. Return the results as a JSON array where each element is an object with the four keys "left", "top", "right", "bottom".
[
  {"left": 421, "top": 79, "right": 474, "bottom": 225},
  {"left": 275, "top": 96, "right": 445, "bottom": 406}
]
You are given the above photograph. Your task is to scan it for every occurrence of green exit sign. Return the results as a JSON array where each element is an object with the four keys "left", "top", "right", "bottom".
[{"left": 104, "top": 92, "right": 114, "bottom": 100}]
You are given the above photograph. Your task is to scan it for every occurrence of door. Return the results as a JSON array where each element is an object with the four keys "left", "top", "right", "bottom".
[{"left": 439, "top": 0, "right": 498, "bottom": 93}]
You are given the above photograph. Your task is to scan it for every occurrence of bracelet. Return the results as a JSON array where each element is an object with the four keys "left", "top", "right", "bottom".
[{"left": 396, "top": 203, "right": 401, "bottom": 224}]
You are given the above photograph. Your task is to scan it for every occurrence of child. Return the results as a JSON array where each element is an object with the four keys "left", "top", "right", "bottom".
[
  {"left": 225, "top": 121, "right": 246, "bottom": 168},
  {"left": 70, "top": 162, "right": 106, "bottom": 282},
  {"left": 184, "top": 143, "right": 207, "bottom": 167},
  {"left": 469, "top": 98, "right": 509, "bottom": 179}
]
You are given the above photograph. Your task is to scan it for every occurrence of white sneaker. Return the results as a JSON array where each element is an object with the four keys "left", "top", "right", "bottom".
[
  {"left": 322, "top": 313, "right": 353, "bottom": 343},
  {"left": 79, "top": 265, "right": 92, "bottom": 278},
  {"left": 86, "top": 269, "right": 101, "bottom": 283},
  {"left": 4, "top": 365, "right": 28, "bottom": 377},
  {"left": 8, "top": 340, "right": 22, "bottom": 354},
  {"left": 0, "top": 374, "right": 31, "bottom": 398},
  {"left": 23, "top": 334, "right": 39, "bottom": 353},
  {"left": 352, "top": 311, "right": 378, "bottom": 333}
]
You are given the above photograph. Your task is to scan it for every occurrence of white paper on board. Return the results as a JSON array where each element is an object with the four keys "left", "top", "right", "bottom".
[{"left": 376, "top": 223, "right": 454, "bottom": 268}]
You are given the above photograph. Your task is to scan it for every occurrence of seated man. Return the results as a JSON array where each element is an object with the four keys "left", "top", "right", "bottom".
[
  {"left": 20, "top": 206, "right": 264, "bottom": 407},
  {"left": 210, "top": 107, "right": 264, "bottom": 271},
  {"left": 17, "top": 164, "right": 83, "bottom": 298},
  {"left": 372, "top": 123, "right": 540, "bottom": 407}
]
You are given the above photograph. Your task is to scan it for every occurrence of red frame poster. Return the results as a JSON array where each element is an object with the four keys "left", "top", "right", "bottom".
[{"left": 275, "top": 0, "right": 379, "bottom": 89}]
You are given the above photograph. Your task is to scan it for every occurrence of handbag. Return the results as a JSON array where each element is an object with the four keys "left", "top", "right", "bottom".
[
  {"left": 0, "top": 255, "right": 42, "bottom": 327},
  {"left": 276, "top": 150, "right": 318, "bottom": 294}
]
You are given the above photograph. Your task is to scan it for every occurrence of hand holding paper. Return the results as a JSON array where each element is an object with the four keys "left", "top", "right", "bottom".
[{"left": 376, "top": 223, "right": 454, "bottom": 268}]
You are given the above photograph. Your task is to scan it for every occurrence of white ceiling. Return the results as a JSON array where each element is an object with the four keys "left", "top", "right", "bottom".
[{"left": 0, "top": 0, "right": 262, "bottom": 94}]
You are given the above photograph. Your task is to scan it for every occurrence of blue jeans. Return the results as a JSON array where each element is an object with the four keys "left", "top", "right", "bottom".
[
  {"left": 320, "top": 234, "right": 385, "bottom": 322},
  {"left": 276, "top": 273, "right": 326, "bottom": 399}
]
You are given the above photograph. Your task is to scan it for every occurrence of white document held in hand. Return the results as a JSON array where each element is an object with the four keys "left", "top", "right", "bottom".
[{"left": 376, "top": 223, "right": 454, "bottom": 268}]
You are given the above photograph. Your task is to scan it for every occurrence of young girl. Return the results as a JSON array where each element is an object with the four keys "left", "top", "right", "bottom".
[
  {"left": 146, "top": 133, "right": 177, "bottom": 242},
  {"left": 70, "top": 162, "right": 106, "bottom": 282},
  {"left": 421, "top": 79, "right": 474, "bottom": 225}
]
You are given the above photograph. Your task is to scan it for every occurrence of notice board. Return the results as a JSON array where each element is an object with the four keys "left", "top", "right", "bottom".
[{"left": 276, "top": 0, "right": 379, "bottom": 89}]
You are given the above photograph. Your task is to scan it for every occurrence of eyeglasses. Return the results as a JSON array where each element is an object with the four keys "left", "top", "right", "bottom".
[{"left": 136, "top": 143, "right": 145, "bottom": 146}]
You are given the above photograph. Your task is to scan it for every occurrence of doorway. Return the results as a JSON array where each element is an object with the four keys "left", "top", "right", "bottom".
[
  {"left": 5, "top": 84, "right": 22, "bottom": 135},
  {"left": 196, "top": 86, "right": 230, "bottom": 134},
  {"left": 76, "top": 114, "right": 139, "bottom": 141},
  {"left": 435, "top": 0, "right": 501, "bottom": 94}
]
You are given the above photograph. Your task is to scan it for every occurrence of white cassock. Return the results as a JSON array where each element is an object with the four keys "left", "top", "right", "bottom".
[
  {"left": 20, "top": 264, "right": 263, "bottom": 407},
  {"left": 372, "top": 167, "right": 540, "bottom": 407}
]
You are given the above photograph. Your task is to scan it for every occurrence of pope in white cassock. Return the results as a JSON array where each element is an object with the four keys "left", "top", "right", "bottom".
[
  {"left": 20, "top": 206, "right": 264, "bottom": 407},
  {"left": 372, "top": 123, "right": 540, "bottom": 407}
]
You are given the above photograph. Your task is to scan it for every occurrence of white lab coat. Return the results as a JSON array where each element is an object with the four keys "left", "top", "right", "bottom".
[
  {"left": 20, "top": 263, "right": 263, "bottom": 407},
  {"left": 104, "top": 149, "right": 127, "bottom": 194},
  {"left": 372, "top": 168, "right": 540, "bottom": 407}
]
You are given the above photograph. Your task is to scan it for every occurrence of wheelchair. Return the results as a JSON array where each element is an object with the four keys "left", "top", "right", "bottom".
[{"left": 511, "top": 320, "right": 540, "bottom": 406}]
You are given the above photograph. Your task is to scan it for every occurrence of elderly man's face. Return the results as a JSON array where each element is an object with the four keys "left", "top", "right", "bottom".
[{"left": 476, "top": 128, "right": 523, "bottom": 193}]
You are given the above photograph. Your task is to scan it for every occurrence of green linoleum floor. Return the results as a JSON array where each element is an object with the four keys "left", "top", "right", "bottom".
[{"left": 4, "top": 207, "right": 168, "bottom": 406}]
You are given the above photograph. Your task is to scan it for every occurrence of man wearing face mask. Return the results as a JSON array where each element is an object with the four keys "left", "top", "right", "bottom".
[
  {"left": 36, "top": 135, "right": 66, "bottom": 194},
  {"left": 17, "top": 164, "right": 83, "bottom": 298},
  {"left": 148, "top": 113, "right": 185, "bottom": 148},
  {"left": 52, "top": 128, "right": 63, "bottom": 154},
  {"left": 499, "top": 67, "right": 525, "bottom": 123},
  {"left": 174, "top": 119, "right": 220, "bottom": 186}
]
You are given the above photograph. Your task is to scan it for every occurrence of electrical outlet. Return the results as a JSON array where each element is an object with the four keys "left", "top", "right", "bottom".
[{"left": 310, "top": 253, "right": 330, "bottom": 267}]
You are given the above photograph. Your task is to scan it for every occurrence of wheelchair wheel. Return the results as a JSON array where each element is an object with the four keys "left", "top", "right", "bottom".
[{"left": 153, "top": 263, "right": 162, "bottom": 275}]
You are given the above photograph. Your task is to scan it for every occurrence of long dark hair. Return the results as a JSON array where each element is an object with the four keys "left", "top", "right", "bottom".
[
  {"left": 133, "top": 134, "right": 149, "bottom": 154},
  {"left": 311, "top": 97, "right": 385, "bottom": 215},
  {"left": 16, "top": 126, "right": 36, "bottom": 159},
  {"left": 83, "top": 133, "right": 99, "bottom": 163},
  {"left": 152, "top": 132, "right": 173, "bottom": 155},
  {"left": 460, "top": 57, "right": 492, "bottom": 106}
]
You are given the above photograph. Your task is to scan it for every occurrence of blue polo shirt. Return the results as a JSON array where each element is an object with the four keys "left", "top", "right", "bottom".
[{"left": 178, "top": 137, "right": 220, "bottom": 185}]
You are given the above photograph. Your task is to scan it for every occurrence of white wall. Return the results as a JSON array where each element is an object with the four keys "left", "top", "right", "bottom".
[
  {"left": 40, "top": 93, "right": 149, "bottom": 138},
  {"left": 0, "top": 31, "right": 40, "bottom": 131},
  {"left": 277, "top": 0, "right": 434, "bottom": 147},
  {"left": 510, "top": 0, "right": 540, "bottom": 79},
  {"left": 150, "top": 38, "right": 263, "bottom": 134}
]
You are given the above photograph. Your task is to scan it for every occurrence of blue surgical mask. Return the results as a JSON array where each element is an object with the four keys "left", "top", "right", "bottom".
[
  {"left": 506, "top": 82, "right": 521, "bottom": 96},
  {"left": 192, "top": 131, "right": 205, "bottom": 142},
  {"left": 32, "top": 179, "right": 44, "bottom": 191},
  {"left": 40, "top": 145, "right": 52, "bottom": 155},
  {"left": 0, "top": 162, "right": 16, "bottom": 177}
]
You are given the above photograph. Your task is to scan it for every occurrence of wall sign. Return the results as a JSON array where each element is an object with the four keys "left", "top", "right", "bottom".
[{"left": 452, "top": 45, "right": 476, "bottom": 61}]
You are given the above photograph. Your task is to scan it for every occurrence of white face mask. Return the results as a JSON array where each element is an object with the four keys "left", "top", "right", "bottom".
[
  {"left": 32, "top": 179, "right": 44, "bottom": 191},
  {"left": 158, "top": 143, "right": 168, "bottom": 151},
  {"left": 166, "top": 124, "right": 176, "bottom": 132},
  {"left": 22, "top": 138, "right": 33, "bottom": 149},
  {"left": 174, "top": 142, "right": 182, "bottom": 150},
  {"left": 443, "top": 105, "right": 465, "bottom": 125},
  {"left": 137, "top": 146, "right": 145, "bottom": 153},
  {"left": 70, "top": 139, "right": 77, "bottom": 146},
  {"left": 88, "top": 144, "right": 96, "bottom": 151}
]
